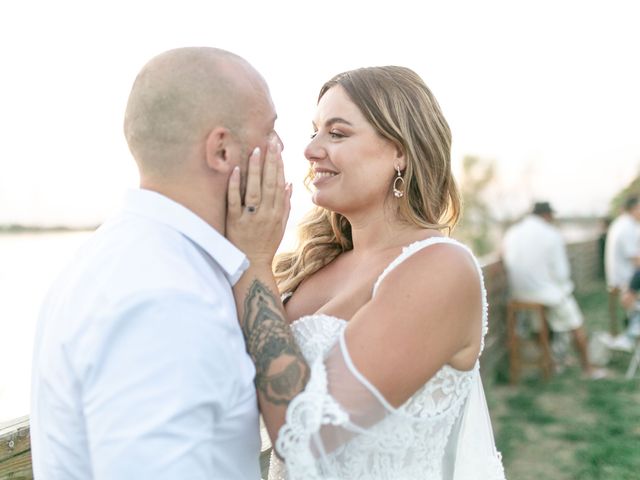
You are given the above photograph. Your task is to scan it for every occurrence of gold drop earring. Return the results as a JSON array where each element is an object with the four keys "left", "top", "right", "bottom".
[{"left": 393, "top": 165, "right": 405, "bottom": 198}]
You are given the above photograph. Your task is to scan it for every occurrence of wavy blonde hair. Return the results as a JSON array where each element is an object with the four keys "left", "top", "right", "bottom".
[{"left": 274, "top": 66, "right": 461, "bottom": 294}]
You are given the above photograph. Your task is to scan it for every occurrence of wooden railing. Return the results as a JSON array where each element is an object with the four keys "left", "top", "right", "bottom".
[
  {"left": 0, "top": 239, "right": 602, "bottom": 479},
  {"left": 0, "top": 416, "right": 31, "bottom": 480}
]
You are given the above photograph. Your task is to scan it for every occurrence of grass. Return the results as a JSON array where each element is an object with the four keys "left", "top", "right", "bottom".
[{"left": 488, "top": 280, "right": 640, "bottom": 480}]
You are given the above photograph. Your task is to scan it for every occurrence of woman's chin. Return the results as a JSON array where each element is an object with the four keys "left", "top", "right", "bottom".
[
  {"left": 311, "top": 191, "right": 323, "bottom": 207},
  {"left": 312, "top": 196, "right": 347, "bottom": 217},
  {"left": 311, "top": 193, "right": 334, "bottom": 211}
]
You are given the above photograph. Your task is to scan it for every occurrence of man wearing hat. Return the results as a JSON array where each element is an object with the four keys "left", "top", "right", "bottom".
[{"left": 502, "top": 201, "right": 605, "bottom": 379}]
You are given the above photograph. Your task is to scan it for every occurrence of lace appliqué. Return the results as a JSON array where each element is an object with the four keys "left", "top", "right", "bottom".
[
  {"left": 402, "top": 364, "right": 475, "bottom": 418},
  {"left": 289, "top": 315, "right": 345, "bottom": 361},
  {"left": 270, "top": 315, "right": 347, "bottom": 480},
  {"left": 324, "top": 369, "right": 476, "bottom": 479},
  {"left": 275, "top": 357, "right": 349, "bottom": 480}
]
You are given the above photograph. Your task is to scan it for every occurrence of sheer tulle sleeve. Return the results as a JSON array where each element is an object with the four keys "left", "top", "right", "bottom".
[{"left": 274, "top": 329, "right": 389, "bottom": 479}]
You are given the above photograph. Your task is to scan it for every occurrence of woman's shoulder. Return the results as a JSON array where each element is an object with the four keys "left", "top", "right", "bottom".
[
  {"left": 373, "top": 235, "right": 480, "bottom": 296},
  {"left": 405, "top": 236, "right": 476, "bottom": 263}
]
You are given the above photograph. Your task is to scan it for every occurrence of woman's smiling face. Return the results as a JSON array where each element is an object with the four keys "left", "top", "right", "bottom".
[{"left": 304, "top": 85, "right": 403, "bottom": 216}]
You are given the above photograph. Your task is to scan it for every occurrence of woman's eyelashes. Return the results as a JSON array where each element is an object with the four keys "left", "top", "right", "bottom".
[{"left": 309, "top": 130, "right": 347, "bottom": 140}]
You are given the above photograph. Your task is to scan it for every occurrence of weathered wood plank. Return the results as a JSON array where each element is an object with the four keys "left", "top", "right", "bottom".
[
  {"left": 0, "top": 450, "right": 32, "bottom": 480},
  {"left": 0, "top": 417, "right": 29, "bottom": 437},
  {"left": 0, "top": 416, "right": 32, "bottom": 479}
]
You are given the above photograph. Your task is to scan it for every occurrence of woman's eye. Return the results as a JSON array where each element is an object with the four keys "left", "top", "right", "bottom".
[{"left": 309, "top": 131, "right": 346, "bottom": 140}]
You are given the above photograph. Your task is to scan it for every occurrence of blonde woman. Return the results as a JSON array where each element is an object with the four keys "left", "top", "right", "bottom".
[{"left": 227, "top": 66, "right": 505, "bottom": 479}]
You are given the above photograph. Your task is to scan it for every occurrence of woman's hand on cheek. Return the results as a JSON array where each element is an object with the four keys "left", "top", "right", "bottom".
[{"left": 226, "top": 136, "right": 291, "bottom": 266}]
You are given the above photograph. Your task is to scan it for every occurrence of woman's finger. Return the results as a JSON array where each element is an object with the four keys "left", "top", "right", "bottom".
[
  {"left": 273, "top": 146, "right": 286, "bottom": 212},
  {"left": 262, "top": 137, "right": 279, "bottom": 208},
  {"left": 244, "top": 147, "right": 262, "bottom": 210},
  {"left": 227, "top": 166, "right": 242, "bottom": 219}
]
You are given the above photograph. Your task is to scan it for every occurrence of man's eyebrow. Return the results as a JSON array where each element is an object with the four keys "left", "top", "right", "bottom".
[{"left": 311, "top": 117, "right": 353, "bottom": 129}]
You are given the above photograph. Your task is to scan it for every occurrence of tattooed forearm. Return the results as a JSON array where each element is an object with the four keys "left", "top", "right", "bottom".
[{"left": 242, "top": 279, "right": 310, "bottom": 405}]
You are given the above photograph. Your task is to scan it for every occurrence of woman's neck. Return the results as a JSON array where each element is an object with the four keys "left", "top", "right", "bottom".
[{"left": 345, "top": 209, "right": 436, "bottom": 255}]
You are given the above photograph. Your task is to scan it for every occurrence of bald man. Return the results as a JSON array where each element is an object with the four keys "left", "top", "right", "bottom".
[{"left": 30, "top": 47, "right": 280, "bottom": 479}]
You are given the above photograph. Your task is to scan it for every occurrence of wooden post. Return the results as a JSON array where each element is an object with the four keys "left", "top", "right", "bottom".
[{"left": 608, "top": 287, "right": 620, "bottom": 336}]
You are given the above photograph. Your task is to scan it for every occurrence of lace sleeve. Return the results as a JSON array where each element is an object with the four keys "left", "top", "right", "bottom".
[{"left": 274, "top": 330, "right": 389, "bottom": 479}]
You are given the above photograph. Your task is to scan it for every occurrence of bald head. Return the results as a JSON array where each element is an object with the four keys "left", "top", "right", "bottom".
[{"left": 124, "top": 47, "right": 267, "bottom": 178}]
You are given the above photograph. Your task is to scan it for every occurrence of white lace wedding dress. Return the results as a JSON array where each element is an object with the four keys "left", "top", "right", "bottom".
[{"left": 267, "top": 237, "right": 506, "bottom": 480}]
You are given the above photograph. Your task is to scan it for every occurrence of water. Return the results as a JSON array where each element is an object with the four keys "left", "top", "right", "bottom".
[{"left": 0, "top": 231, "right": 92, "bottom": 423}]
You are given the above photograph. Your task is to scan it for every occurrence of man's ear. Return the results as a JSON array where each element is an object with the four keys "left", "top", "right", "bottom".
[{"left": 205, "top": 127, "right": 235, "bottom": 173}]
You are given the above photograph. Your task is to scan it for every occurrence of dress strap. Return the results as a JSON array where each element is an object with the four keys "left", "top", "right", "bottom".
[{"left": 371, "top": 236, "right": 490, "bottom": 354}]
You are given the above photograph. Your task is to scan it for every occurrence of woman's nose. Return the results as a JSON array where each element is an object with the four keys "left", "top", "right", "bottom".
[{"left": 304, "top": 135, "right": 324, "bottom": 163}]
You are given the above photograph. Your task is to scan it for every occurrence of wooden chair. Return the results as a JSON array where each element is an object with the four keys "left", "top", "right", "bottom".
[
  {"left": 506, "top": 300, "right": 554, "bottom": 384},
  {"left": 608, "top": 287, "right": 621, "bottom": 335}
]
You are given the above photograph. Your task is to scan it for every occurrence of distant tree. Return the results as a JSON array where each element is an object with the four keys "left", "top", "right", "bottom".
[
  {"left": 610, "top": 169, "right": 640, "bottom": 216},
  {"left": 454, "top": 155, "right": 497, "bottom": 256}
]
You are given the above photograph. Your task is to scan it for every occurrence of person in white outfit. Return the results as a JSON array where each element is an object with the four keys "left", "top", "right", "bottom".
[
  {"left": 30, "top": 47, "right": 282, "bottom": 479},
  {"left": 226, "top": 66, "right": 505, "bottom": 479},
  {"left": 604, "top": 196, "right": 640, "bottom": 350},
  {"left": 605, "top": 196, "right": 640, "bottom": 291},
  {"left": 502, "top": 202, "right": 604, "bottom": 379},
  {"left": 621, "top": 270, "right": 640, "bottom": 337}
]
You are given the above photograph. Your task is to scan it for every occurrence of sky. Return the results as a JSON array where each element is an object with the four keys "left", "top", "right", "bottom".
[{"left": 1, "top": 0, "right": 639, "bottom": 238}]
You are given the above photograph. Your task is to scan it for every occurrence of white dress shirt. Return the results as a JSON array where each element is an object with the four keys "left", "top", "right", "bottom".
[
  {"left": 30, "top": 189, "right": 260, "bottom": 480},
  {"left": 502, "top": 215, "right": 573, "bottom": 306},
  {"left": 605, "top": 212, "right": 640, "bottom": 289}
]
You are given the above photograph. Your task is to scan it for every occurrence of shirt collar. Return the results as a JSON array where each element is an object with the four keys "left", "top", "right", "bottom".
[{"left": 122, "top": 189, "right": 249, "bottom": 285}]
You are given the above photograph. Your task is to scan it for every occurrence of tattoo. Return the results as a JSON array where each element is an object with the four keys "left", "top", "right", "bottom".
[{"left": 242, "top": 280, "right": 310, "bottom": 405}]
